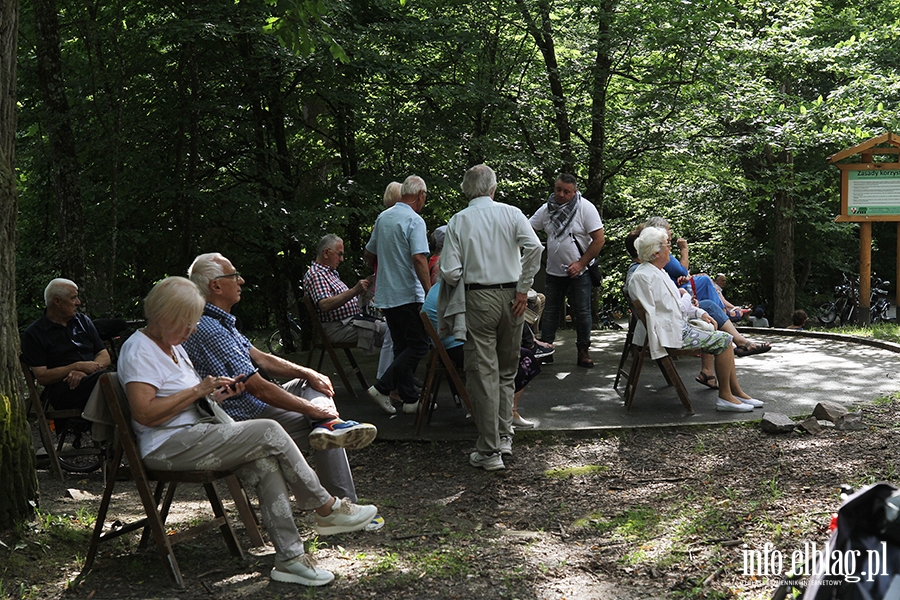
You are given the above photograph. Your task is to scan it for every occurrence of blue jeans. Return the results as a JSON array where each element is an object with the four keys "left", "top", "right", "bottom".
[
  {"left": 699, "top": 299, "right": 728, "bottom": 328},
  {"left": 540, "top": 273, "right": 593, "bottom": 346}
]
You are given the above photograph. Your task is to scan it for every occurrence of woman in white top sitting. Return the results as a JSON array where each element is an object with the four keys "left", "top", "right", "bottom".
[
  {"left": 117, "top": 276, "right": 377, "bottom": 587},
  {"left": 627, "top": 227, "right": 762, "bottom": 413}
]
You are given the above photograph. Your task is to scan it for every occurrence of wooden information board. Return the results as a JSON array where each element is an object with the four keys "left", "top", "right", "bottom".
[{"left": 827, "top": 132, "right": 900, "bottom": 323}]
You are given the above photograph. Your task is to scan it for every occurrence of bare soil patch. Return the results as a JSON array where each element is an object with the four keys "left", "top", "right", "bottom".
[{"left": 4, "top": 396, "right": 899, "bottom": 600}]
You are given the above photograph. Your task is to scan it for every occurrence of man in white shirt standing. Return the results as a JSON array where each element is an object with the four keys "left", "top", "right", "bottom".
[
  {"left": 529, "top": 174, "right": 605, "bottom": 368},
  {"left": 440, "top": 164, "right": 543, "bottom": 471}
]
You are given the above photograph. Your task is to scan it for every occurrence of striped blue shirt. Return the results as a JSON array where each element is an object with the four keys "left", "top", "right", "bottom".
[{"left": 182, "top": 303, "right": 266, "bottom": 420}]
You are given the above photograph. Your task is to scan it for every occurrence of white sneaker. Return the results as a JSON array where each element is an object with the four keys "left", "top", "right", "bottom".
[
  {"left": 315, "top": 497, "right": 379, "bottom": 535},
  {"left": 308, "top": 419, "right": 377, "bottom": 450},
  {"left": 715, "top": 398, "right": 754, "bottom": 412},
  {"left": 402, "top": 400, "right": 420, "bottom": 414},
  {"left": 740, "top": 397, "right": 764, "bottom": 408},
  {"left": 270, "top": 554, "right": 334, "bottom": 586},
  {"left": 469, "top": 451, "right": 505, "bottom": 471},
  {"left": 364, "top": 514, "right": 385, "bottom": 532},
  {"left": 367, "top": 386, "right": 396, "bottom": 414},
  {"left": 499, "top": 435, "right": 513, "bottom": 456}
]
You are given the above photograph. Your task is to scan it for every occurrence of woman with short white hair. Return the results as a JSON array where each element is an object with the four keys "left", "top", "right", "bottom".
[{"left": 628, "top": 227, "right": 761, "bottom": 412}]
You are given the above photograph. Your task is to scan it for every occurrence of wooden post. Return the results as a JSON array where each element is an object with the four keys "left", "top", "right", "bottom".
[
  {"left": 859, "top": 222, "right": 872, "bottom": 324},
  {"left": 896, "top": 223, "right": 900, "bottom": 304}
]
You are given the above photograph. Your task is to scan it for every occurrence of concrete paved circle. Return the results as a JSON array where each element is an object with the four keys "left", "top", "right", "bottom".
[{"left": 325, "top": 328, "right": 900, "bottom": 441}]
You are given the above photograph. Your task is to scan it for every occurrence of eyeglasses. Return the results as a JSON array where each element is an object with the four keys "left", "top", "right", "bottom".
[
  {"left": 214, "top": 271, "right": 241, "bottom": 280},
  {"left": 327, "top": 249, "right": 344, "bottom": 258}
]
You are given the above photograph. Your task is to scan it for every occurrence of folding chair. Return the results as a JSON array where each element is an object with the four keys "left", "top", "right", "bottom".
[
  {"left": 620, "top": 299, "right": 695, "bottom": 414},
  {"left": 82, "top": 373, "right": 263, "bottom": 588},
  {"left": 21, "top": 359, "right": 103, "bottom": 480},
  {"left": 613, "top": 307, "right": 638, "bottom": 391},
  {"left": 415, "top": 311, "right": 473, "bottom": 435},
  {"left": 302, "top": 294, "right": 370, "bottom": 397}
]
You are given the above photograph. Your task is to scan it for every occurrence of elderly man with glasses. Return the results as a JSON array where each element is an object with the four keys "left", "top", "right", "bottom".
[
  {"left": 183, "top": 252, "right": 384, "bottom": 532},
  {"left": 303, "top": 234, "right": 385, "bottom": 351}
]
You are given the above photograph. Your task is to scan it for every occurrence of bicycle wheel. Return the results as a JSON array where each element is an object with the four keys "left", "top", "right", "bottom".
[
  {"left": 55, "top": 420, "right": 103, "bottom": 473},
  {"left": 838, "top": 298, "right": 854, "bottom": 325},
  {"left": 267, "top": 327, "right": 300, "bottom": 355},
  {"left": 817, "top": 302, "right": 838, "bottom": 324},
  {"left": 873, "top": 302, "right": 890, "bottom": 323}
]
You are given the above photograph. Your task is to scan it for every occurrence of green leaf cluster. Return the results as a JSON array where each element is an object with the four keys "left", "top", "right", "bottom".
[{"left": 14, "top": 0, "right": 900, "bottom": 327}]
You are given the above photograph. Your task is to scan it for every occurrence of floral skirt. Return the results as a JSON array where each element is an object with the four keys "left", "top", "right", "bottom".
[{"left": 681, "top": 321, "right": 732, "bottom": 355}]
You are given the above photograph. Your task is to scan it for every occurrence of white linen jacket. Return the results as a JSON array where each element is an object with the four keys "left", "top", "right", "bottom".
[{"left": 627, "top": 262, "right": 706, "bottom": 360}]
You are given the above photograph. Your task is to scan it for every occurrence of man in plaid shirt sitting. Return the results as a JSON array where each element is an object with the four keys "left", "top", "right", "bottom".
[
  {"left": 303, "top": 234, "right": 385, "bottom": 351},
  {"left": 184, "top": 252, "right": 384, "bottom": 532}
]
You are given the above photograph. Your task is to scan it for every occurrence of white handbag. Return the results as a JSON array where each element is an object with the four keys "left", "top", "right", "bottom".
[{"left": 688, "top": 318, "right": 715, "bottom": 332}]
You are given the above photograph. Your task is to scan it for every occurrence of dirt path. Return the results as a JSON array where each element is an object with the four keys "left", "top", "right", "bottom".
[{"left": 7, "top": 396, "right": 899, "bottom": 600}]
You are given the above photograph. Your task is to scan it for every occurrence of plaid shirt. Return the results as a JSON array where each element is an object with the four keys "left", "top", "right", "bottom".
[
  {"left": 182, "top": 303, "right": 267, "bottom": 420},
  {"left": 303, "top": 261, "right": 360, "bottom": 322}
]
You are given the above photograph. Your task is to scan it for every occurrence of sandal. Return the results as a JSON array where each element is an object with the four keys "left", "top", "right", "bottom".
[
  {"left": 735, "top": 341, "right": 772, "bottom": 357},
  {"left": 695, "top": 372, "right": 718, "bottom": 390}
]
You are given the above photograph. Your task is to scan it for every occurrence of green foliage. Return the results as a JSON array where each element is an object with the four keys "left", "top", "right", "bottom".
[
  {"left": 578, "top": 507, "right": 661, "bottom": 540},
  {"left": 14, "top": 0, "right": 900, "bottom": 326}
]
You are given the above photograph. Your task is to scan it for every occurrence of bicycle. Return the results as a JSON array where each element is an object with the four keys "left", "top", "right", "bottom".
[
  {"left": 871, "top": 275, "right": 892, "bottom": 323},
  {"left": 267, "top": 313, "right": 302, "bottom": 355},
  {"left": 817, "top": 273, "right": 858, "bottom": 326},
  {"left": 50, "top": 413, "right": 104, "bottom": 473},
  {"left": 817, "top": 273, "right": 891, "bottom": 326}
]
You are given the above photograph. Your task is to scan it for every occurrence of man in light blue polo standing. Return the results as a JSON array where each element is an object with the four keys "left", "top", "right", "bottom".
[
  {"left": 440, "top": 165, "right": 542, "bottom": 471},
  {"left": 364, "top": 176, "right": 432, "bottom": 415}
]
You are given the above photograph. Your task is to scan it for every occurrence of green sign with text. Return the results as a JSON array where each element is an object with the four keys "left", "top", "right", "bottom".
[{"left": 848, "top": 170, "right": 900, "bottom": 216}]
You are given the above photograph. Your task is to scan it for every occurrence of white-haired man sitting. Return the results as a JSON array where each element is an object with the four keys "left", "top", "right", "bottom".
[{"left": 21, "top": 278, "right": 111, "bottom": 411}]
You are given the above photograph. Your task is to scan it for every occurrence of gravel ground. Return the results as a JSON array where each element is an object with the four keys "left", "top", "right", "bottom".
[{"left": 6, "top": 395, "right": 899, "bottom": 600}]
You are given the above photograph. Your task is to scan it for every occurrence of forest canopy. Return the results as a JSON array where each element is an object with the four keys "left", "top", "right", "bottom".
[{"left": 15, "top": 0, "right": 900, "bottom": 329}]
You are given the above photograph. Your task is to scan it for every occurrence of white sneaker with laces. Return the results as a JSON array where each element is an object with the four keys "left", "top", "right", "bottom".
[
  {"left": 499, "top": 435, "right": 513, "bottom": 456},
  {"left": 402, "top": 400, "right": 420, "bottom": 414},
  {"left": 367, "top": 386, "right": 396, "bottom": 414},
  {"left": 315, "top": 497, "right": 379, "bottom": 535},
  {"left": 270, "top": 554, "right": 334, "bottom": 586},
  {"left": 469, "top": 451, "right": 505, "bottom": 471}
]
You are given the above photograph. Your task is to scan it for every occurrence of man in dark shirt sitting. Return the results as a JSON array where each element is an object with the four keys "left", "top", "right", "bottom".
[{"left": 20, "top": 278, "right": 111, "bottom": 410}]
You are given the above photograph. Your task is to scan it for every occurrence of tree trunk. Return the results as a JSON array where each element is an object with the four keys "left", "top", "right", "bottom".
[
  {"left": 585, "top": 0, "right": 616, "bottom": 210},
  {"left": 33, "top": 0, "right": 87, "bottom": 284},
  {"left": 772, "top": 149, "right": 795, "bottom": 327},
  {"left": 81, "top": 0, "right": 125, "bottom": 313},
  {"left": 174, "top": 41, "right": 199, "bottom": 269},
  {"left": 1, "top": 0, "right": 39, "bottom": 531},
  {"left": 513, "top": 0, "right": 574, "bottom": 174}
]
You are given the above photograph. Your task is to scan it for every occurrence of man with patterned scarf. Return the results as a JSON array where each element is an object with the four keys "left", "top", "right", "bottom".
[{"left": 529, "top": 173, "right": 605, "bottom": 367}]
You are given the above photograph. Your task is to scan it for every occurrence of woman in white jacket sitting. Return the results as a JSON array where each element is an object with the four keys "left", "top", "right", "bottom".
[{"left": 627, "top": 226, "right": 762, "bottom": 412}]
